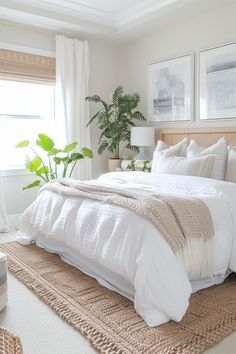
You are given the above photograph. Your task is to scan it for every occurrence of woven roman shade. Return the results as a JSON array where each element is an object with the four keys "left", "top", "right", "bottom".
[{"left": 0, "top": 49, "right": 55, "bottom": 85}]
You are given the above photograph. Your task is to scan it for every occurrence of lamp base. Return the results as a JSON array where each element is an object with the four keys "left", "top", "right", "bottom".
[{"left": 133, "top": 147, "right": 150, "bottom": 160}]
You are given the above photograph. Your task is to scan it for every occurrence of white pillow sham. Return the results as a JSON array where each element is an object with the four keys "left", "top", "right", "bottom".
[
  {"left": 225, "top": 146, "right": 236, "bottom": 183},
  {"left": 186, "top": 137, "right": 228, "bottom": 180},
  {"left": 155, "top": 152, "right": 215, "bottom": 177},
  {"left": 151, "top": 137, "right": 188, "bottom": 173}
]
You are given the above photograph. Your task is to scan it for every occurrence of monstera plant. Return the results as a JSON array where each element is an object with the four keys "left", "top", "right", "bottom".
[{"left": 16, "top": 133, "right": 93, "bottom": 190}]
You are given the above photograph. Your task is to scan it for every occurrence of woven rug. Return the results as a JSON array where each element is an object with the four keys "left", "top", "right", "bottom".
[
  {"left": 0, "top": 327, "right": 23, "bottom": 354},
  {"left": 1, "top": 243, "right": 236, "bottom": 354}
]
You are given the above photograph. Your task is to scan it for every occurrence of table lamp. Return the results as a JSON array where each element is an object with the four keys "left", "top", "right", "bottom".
[{"left": 131, "top": 127, "right": 156, "bottom": 160}]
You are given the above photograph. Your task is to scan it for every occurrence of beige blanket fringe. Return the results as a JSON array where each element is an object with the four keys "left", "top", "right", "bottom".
[{"left": 42, "top": 179, "right": 214, "bottom": 277}]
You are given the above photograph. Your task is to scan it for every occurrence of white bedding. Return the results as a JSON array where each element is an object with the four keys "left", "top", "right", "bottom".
[{"left": 16, "top": 172, "right": 236, "bottom": 327}]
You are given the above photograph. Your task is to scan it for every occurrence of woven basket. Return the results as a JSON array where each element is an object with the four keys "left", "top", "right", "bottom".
[{"left": 0, "top": 327, "right": 23, "bottom": 354}]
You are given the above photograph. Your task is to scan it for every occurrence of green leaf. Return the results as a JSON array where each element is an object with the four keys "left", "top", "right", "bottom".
[
  {"left": 54, "top": 157, "right": 62, "bottom": 165},
  {"left": 81, "top": 147, "right": 93, "bottom": 158},
  {"left": 23, "top": 180, "right": 41, "bottom": 190},
  {"left": 36, "top": 134, "right": 54, "bottom": 151},
  {"left": 85, "top": 95, "right": 101, "bottom": 103},
  {"left": 63, "top": 142, "right": 78, "bottom": 153},
  {"left": 112, "top": 86, "right": 124, "bottom": 106},
  {"left": 15, "top": 140, "right": 30, "bottom": 148},
  {"left": 68, "top": 153, "right": 84, "bottom": 163},
  {"left": 36, "top": 166, "right": 49, "bottom": 175},
  {"left": 26, "top": 157, "right": 42, "bottom": 172},
  {"left": 47, "top": 148, "right": 62, "bottom": 156}
]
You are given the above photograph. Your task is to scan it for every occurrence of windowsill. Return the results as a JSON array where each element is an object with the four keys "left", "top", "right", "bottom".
[{"left": 1, "top": 167, "right": 30, "bottom": 177}]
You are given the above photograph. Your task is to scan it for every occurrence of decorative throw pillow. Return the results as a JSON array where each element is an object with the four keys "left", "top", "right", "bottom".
[
  {"left": 186, "top": 138, "right": 228, "bottom": 180},
  {"left": 225, "top": 146, "right": 236, "bottom": 183},
  {"left": 155, "top": 152, "right": 215, "bottom": 177},
  {"left": 151, "top": 137, "right": 188, "bottom": 173}
]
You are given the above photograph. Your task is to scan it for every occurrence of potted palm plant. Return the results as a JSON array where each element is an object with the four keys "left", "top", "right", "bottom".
[{"left": 86, "top": 86, "right": 146, "bottom": 171}]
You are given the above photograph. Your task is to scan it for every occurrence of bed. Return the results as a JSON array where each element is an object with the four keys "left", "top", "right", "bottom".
[{"left": 16, "top": 127, "right": 236, "bottom": 327}]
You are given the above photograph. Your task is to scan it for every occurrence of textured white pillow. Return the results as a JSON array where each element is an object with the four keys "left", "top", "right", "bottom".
[
  {"left": 155, "top": 152, "right": 215, "bottom": 177},
  {"left": 225, "top": 146, "right": 236, "bottom": 183},
  {"left": 151, "top": 137, "right": 188, "bottom": 173},
  {"left": 187, "top": 138, "right": 228, "bottom": 180}
]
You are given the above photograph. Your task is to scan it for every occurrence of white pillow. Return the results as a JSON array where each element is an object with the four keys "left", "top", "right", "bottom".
[
  {"left": 225, "top": 146, "right": 236, "bottom": 182},
  {"left": 155, "top": 152, "right": 215, "bottom": 177},
  {"left": 151, "top": 137, "right": 188, "bottom": 173},
  {"left": 187, "top": 138, "right": 228, "bottom": 180}
]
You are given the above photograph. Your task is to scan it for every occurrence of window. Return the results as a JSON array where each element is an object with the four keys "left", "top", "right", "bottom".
[
  {"left": 0, "top": 80, "right": 56, "bottom": 169},
  {"left": 0, "top": 48, "right": 56, "bottom": 170}
]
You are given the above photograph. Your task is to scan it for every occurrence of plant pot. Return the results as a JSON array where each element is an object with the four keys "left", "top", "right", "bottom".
[{"left": 108, "top": 158, "right": 122, "bottom": 172}]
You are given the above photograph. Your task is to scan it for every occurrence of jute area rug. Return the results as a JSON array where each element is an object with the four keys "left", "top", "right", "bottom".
[
  {"left": 1, "top": 243, "right": 236, "bottom": 354},
  {"left": 0, "top": 327, "right": 23, "bottom": 354}
]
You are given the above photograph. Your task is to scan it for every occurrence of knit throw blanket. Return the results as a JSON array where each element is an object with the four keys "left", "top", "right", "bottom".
[{"left": 42, "top": 179, "right": 214, "bottom": 277}]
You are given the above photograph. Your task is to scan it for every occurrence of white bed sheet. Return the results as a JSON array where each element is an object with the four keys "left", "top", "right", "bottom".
[{"left": 16, "top": 172, "right": 236, "bottom": 327}]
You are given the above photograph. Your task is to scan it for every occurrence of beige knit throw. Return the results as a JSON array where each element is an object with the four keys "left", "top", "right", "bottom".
[{"left": 42, "top": 179, "right": 214, "bottom": 277}]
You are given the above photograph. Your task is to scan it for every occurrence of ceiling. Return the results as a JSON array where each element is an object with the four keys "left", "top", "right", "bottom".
[
  {"left": 62, "top": 0, "right": 147, "bottom": 16},
  {"left": 0, "top": 0, "right": 234, "bottom": 41}
]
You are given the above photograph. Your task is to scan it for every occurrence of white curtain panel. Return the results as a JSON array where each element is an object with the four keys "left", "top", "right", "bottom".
[
  {"left": 0, "top": 171, "right": 9, "bottom": 232},
  {"left": 56, "top": 35, "right": 91, "bottom": 180}
]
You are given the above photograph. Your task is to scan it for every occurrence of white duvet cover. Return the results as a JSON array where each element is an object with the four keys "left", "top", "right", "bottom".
[{"left": 16, "top": 172, "right": 236, "bottom": 326}]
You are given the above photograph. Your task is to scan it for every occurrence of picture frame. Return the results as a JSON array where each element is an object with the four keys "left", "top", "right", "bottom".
[
  {"left": 148, "top": 54, "right": 193, "bottom": 122},
  {"left": 199, "top": 41, "right": 236, "bottom": 120}
]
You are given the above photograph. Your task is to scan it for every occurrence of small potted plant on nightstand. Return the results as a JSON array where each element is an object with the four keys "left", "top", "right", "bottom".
[{"left": 85, "top": 86, "right": 146, "bottom": 172}]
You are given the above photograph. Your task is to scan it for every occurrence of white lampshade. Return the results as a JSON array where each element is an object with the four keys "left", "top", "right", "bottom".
[{"left": 131, "top": 127, "right": 156, "bottom": 147}]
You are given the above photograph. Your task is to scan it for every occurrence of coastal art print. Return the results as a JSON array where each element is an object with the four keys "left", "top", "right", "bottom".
[
  {"left": 200, "top": 42, "right": 236, "bottom": 120},
  {"left": 148, "top": 54, "right": 193, "bottom": 122}
]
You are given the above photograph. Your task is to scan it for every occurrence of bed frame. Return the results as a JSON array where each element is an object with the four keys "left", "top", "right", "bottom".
[{"left": 157, "top": 127, "right": 236, "bottom": 146}]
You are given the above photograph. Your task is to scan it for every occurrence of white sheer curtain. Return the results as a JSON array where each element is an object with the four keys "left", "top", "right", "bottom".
[
  {"left": 56, "top": 35, "right": 91, "bottom": 180},
  {"left": 0, "top": 171, "right": 9, "bottom": 232}
]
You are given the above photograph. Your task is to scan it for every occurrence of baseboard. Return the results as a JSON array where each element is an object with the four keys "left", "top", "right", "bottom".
[{"left": 8, "top": 214, "right": 21, "bottom": 229}]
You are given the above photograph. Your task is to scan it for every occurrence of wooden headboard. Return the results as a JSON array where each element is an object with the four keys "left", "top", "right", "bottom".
[{"left": 157, "top": 127, "right": 236, "bottom": 146}]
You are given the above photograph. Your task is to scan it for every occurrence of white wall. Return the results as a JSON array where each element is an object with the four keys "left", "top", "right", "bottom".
[
  {"left": 117, "top": 2, "right": 236, "bottom": 129},
  {"left": 0, "top": 22, "right": 118, "bottom": 216}
]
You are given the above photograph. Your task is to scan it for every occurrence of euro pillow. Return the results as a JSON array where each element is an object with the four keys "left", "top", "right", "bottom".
[
  {"left": 225, "top": 146, "right": 236, "bottom": 183},
  {"left": 155, "top": 152, "right": 215, "bottom": 177},
  {"left": 186, "top": 138, "right": 228, "bottom": 180},
  {"left": 151, "top": 137, "right": 188, "bottom": 173}
]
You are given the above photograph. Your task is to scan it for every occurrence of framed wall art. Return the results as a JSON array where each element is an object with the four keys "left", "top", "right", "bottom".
[
  {"left": 148, "top": 54, "right": 193, "bottom": 122},
  {"left": 200, "top": 41, "right": 236, "bottom": 120}
]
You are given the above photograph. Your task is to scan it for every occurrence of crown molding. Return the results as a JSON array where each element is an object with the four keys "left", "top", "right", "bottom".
[
  {"left": 5, "top": 0, "right": 116, "bottom": 27},
  {"left": 0, "top": 0, "right": 183, "bottom": 31},
  {"left": 116, "top": 0, "right": 177, "bottom": 27},
  {"left": 0, "top": 1, "right": 116, "bottom": 38},
  {"left": 0, "top": 0, "right": 232, "bottom": 41}
]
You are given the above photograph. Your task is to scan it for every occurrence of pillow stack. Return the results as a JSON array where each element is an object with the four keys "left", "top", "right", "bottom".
[{"left": 151, "top": 136, "right": 228, "bottom": 180}]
